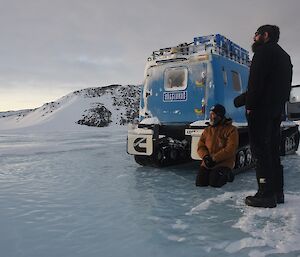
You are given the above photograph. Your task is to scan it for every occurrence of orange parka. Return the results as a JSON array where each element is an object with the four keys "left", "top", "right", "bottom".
[{"left": 197, "top": 118, "right": 239, "bottom": 169}]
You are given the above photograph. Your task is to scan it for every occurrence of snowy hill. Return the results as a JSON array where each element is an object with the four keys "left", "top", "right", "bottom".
[{"left": 0, "top": 84, "right": 140, "bottom": 131}]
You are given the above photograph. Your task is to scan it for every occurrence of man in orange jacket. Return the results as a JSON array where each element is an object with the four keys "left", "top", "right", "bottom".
[{"left": 196, "top": 104, "right": 239, "bottom": 187}]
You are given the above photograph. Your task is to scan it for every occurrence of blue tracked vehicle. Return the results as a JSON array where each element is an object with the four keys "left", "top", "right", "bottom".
[{"left": 127, "top": 34, "right": 300, "bottom": 170}]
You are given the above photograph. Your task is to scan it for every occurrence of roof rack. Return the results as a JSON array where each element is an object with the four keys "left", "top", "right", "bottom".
[{"left": 149, "top": 34, "right": 250, "bottom": 66}]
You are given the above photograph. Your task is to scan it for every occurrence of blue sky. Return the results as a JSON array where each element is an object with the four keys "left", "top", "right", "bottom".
[{"left": 0, "top": 0, "right": 299, "bottom": 111}]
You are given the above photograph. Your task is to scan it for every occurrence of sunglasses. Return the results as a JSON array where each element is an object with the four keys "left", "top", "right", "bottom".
[
  {"left": 254, "top": 31, "right": 262, "bottom": 36},
  {"left": 255, "top": 31, "right": 263, "bottom": 36}
]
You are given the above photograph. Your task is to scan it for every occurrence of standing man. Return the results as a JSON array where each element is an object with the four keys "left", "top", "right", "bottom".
[{"left": 245, "top": 25, "right": 293, "bottom": 208}]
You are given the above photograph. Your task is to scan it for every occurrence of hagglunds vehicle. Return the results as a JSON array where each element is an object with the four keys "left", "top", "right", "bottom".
[{"left": 127, "top": 34, "right": 300, "bottom": 171}]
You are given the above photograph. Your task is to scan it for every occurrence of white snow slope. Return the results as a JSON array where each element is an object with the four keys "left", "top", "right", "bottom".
[{"left": 0, "top": 85, "right": 140, "bottom": 132}]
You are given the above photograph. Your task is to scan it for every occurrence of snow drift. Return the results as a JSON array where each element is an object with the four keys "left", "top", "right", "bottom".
[{"left": 0, "top": 85, "right": 140, "bottom": 132}]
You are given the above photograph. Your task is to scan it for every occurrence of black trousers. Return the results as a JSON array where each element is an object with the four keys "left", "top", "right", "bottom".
[
  {"left": 246, "top": 109, "right": 283, "bottom": 195},
  {"left": 196, "top": 166, "right": 232, "bottom": 187}
]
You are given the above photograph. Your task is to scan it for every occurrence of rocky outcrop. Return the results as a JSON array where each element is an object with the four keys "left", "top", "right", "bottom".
[
  {"left": 75, "top": 85, "right": 140, "bottom": 127},
  {"left": 77, "top": 104, "right": 112, "bottom": 127}
]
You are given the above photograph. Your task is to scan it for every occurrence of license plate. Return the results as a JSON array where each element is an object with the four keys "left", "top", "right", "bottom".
[{"left": 185, "top": 129, "right": 202, "bottom": 136}]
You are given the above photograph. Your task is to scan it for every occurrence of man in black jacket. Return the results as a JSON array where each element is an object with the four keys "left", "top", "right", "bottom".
[{"left": 245, "top": 25, "right": 293, "bottom": 208}]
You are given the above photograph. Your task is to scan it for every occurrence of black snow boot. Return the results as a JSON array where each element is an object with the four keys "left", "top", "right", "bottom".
[
  {"left": 245, "top": 178, "right": 276, "bottom": 208},
  {"left": 245, "top": 193, "right": 277, "bottom": 208}
]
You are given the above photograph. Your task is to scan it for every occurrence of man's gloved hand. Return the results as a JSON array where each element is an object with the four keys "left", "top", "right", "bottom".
[
  {"left": 203, "top": 155, "right": 216, "bottom": 168},
  {"left": 233, "top": 92, "right": 246, "bottom": 108}
]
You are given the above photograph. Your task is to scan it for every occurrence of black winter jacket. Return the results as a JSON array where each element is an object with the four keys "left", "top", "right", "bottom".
[{"left": 246, "top": 42, "right": 293, "bottom": 115}]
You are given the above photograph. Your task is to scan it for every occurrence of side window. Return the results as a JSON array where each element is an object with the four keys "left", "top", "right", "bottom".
[
  {"left": 231, "top": 70, "right": 242, "bottom": 92},
  {"left": 222, "top": 67, "right": 227, "bottom": 85},
  {"left": 164, "top": 67, "right": 188, "bottom": 91}
]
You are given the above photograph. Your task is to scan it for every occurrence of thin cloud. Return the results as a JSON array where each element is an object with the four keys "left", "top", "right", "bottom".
[{"left": 0, "top": 0, "right": 299, "bottom": 110}]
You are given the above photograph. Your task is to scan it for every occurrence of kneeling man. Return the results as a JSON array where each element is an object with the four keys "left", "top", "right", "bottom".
[{"left": 196, "top": 104, "right": 239, "bottom": 187}]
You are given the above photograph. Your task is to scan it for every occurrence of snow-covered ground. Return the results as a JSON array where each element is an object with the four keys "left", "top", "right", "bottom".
[
  {"left": 0, "top": 127, "right": 300, "bottom": 257},
  {"left": 1, "top": 84, "right": 300, "bottom": 256}
]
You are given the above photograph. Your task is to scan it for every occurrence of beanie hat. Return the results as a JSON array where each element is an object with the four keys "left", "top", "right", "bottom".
[{"left": 210, "top": 104, "right": 226, "bottom": 118}]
